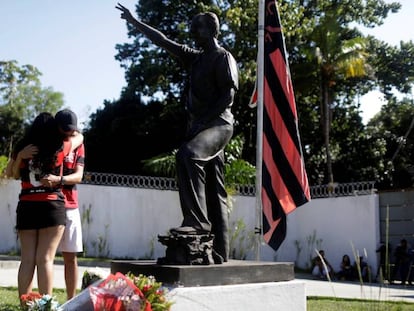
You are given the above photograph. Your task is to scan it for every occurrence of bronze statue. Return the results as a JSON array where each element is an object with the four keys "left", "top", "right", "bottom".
[{"left": 116, "top": 3, "right": 238, "bottom": 264}]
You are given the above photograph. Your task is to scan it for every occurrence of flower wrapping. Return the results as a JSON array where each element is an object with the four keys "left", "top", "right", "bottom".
[
  {"left": 82, "top": 267, "right": 110, "bottom": 290},
  {"left": 89, "top": 272, "right": 150, "bottom": 311}
]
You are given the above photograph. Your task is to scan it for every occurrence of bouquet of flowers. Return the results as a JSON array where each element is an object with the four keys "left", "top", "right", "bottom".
[
  {"left": 20, "top": 292, "right": 62, "bottom": 311},
  {"left": 126, "top": 273, "right": 173, "bottom": 311},
  {"left": 85, "top": 271, "right": 173, "bottom": 311},
  {"left": 89, "top": 272, "right": 149, "bottom": 311}
]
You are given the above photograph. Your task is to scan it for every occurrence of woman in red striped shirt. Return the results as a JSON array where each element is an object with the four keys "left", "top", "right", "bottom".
[{"left": 8, "top": 112, "right": 83, "bottom": 300}]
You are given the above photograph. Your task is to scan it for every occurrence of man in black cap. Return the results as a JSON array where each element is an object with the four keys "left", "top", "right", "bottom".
[
  {"left": 54, "top": 109, "right": 85, "bottom": 299},
  {"left": 55, "top": 109, "right": 79, "bottom": 132}
]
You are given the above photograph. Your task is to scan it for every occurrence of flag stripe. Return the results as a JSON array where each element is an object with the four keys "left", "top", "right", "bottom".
[
  {"left": 263, "top": 133, "right": 296, "bottom": 214},
  {"left": 271, "top": 49, "right": 297, "bottom": 119},
  {"left": 262, "top": 186, "right": 281, "bottom": 242},
  {"left": 260, "top": 0, "right": 310, "bottom": 252},
  {"left": 262, "top": 183, "right": 287, "bottom": 250},
  {"left": 262, "top": 166, "right": 286, "bottom": 250},
  {"left": 264, "top": 51, "right": 300, "bottom": 152},
  {"left": 263, "top": 90, "right": 309, "bottom": 208}
]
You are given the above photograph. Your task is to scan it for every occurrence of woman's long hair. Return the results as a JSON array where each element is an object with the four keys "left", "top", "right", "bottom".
[{"left": 15, "top": 112, "right": 63, "bottom": 175}]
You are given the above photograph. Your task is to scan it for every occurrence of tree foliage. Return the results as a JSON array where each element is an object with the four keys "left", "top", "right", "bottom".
[
  {"left": 84, "top": 96, "right": 186, "bottom": 174},
  {"left": 83, "top": 0, "right": 414, "bottom": 190},
  {"left": 367, "top": 97, "right": 414, "bottom": 189},
  {"left": 0, "top": 60, "right": 64, "bottom": 157}
]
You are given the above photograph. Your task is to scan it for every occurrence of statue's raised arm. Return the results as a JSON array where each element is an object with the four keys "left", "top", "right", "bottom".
[{"left": 116, "top": 3, "right": 181, "bottom": 55}]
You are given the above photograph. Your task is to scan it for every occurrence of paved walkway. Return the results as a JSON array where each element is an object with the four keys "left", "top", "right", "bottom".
[
  {"left": 1, "top": 257, "right": 414, "bottom": 303},
  {"left": 297, "top": 273, "right": 414, "bottom": 303}
]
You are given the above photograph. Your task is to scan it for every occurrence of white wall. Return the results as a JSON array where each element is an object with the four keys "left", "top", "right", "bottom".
[
  {"left": 0, "top": 180, "right": 380, "bottom": 272},
  {"left": 0, "top": 179, "right": 20, "bottom": 252}
]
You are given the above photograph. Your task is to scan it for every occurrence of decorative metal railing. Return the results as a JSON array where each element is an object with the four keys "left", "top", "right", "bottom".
[
  {"left": 309, "top": 181, "right": 376, "bottom": 198},
  {"left": 82, "top": 172, "right": 376, "bottom": 198}
]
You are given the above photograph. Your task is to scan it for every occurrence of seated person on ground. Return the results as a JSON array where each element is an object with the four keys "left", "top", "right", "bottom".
[
  {"left": 311, "top": 250, "right": 334, "bottom": 280},
  {"left": 354, "top": 256, "right": 371, "bottom": 282},
  {"left": 337, "top": 254, "right": 355, "bottom": 281}
]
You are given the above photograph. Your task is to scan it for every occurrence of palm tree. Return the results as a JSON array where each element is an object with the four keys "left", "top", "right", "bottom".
[{"left": 312, "top": 15, "right": 369, "bottom": 185}]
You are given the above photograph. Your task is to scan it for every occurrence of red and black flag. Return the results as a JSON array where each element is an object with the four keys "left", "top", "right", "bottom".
[{"left": 257, "top": 0, "right": 310, "bottom": 251}]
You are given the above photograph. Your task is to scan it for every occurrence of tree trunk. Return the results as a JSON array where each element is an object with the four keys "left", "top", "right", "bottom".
[{"left": 322, "top": 84, "right": 334, "bottom": 185}]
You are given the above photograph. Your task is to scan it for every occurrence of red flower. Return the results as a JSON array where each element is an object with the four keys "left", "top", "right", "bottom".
[
  {"left": 20, "top": 292, "right": 43, "bottom": 311},
  {"left": 20, "top": 292, "right": 42, "bottom": 302},
  {"left": 142, "top": 285, "right": 152, "bottom": 293}
]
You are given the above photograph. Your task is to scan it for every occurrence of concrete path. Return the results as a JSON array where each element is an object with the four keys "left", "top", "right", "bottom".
[
  {"left": 1, "top": 257, "right": 414, "bottom": 303},
  {"left": 298, "top": 273, "right": 414, "bottom": 303}
]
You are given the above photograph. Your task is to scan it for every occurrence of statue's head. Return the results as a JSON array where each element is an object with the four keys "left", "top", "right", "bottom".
[{"left": 191, "top": 12, "right": 220, "bottom": 44}]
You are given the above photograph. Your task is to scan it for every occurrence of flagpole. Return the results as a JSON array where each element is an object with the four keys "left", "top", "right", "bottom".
[{"left": 254, "top": 0, "right": 265, "bottom": 261}]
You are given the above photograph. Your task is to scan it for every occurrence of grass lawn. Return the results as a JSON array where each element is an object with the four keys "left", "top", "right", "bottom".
[
  {"left": 308, "top": 296, "right": 414, "bottom": 310},
  {"left": 0, "top": 287, "right": 413, "bottom": 310},
  {"left": 0, "top": 287, "right": 67, "bottom": 311}
]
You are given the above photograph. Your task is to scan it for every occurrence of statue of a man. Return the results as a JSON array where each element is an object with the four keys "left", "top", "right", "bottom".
[{"left": 116, "top": 3, "right": 238, "bottom": 263}]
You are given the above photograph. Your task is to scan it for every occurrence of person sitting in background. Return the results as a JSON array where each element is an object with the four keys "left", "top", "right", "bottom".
[
  {"left": 354, "top": 256, "right": 371, "bottom": 282},
  {"left": 337, "top": 254, "right": 355, "bottom": 281},
  {"left": 311, "top": 250, "right": 334, "bottom": 280}
]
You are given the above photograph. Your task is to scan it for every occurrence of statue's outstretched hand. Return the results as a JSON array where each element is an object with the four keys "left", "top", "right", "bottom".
[{"left": 115, "top": 3, "right": 135, "bottom": 23}]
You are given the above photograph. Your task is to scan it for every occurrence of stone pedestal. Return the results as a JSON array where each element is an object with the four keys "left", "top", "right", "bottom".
[
  {"left": 61, "top": 279, "right": 306, "bottom": 311},
  {"left": 166, "top": 280, "right": 306, "bottom": 311},
  {"left": 62, "top": 260, "right": 303, "bottom": 310},
  {"left": 111, "top": 259, "right": 294, "bottom": 286}
]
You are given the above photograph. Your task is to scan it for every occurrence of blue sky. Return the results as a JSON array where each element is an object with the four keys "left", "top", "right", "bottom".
[
  {"left": 359, "top": 0, "right": 414, "bottom": 123},
  {"left": 0, "top": 0, "right": 137, "bottom": 127},
  {"left": 0, "top": 1, "right": 413, "bottom": 127}
]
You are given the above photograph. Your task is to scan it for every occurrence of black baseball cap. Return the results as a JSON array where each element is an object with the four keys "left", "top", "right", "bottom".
[{"left": 55, "top": 109, "right": 78, "bottom": 132}]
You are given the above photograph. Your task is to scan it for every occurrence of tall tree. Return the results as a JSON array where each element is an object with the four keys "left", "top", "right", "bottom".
[
  {"left": 315, "top": 25, "right": 370, "bottom": 185},
  {"left": 367, "top": 97, "right": 414, "bottom": 189},
  {"left": 86, "top": 0, "right": 411, "bottom": 190},
  {"left": 287, "top": 0, "right": 401, "bottom": 184}
]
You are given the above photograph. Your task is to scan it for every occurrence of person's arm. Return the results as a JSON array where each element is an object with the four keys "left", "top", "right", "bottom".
[
  {"left": 69, "top": 132, "right": 83, "bottom": 153},
  {"left": 116, "top": 3, "right": 183, "bottom": 57},
  {"left": 41, "top": 143, "right": 85, "bottom": 187},
  {"left": 5, "top": 158, "right": 15, "bottom": 178},
  {"left": 11, "top": 144, "right": 38, "bottom": 179},
  {"left": 40, "top": 162, "right": 84, "bottom": 187},
  {"left": 63, "top": 162, "right": 84, "bottom": 185}
]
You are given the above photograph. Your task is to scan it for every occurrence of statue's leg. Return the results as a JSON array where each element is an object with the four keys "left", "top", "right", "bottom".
[
  {"left": 205, "top": 151, "right": 229, "bottom": 262},
  {"left": 176, "top": 143, "right": 210, "bottom": 232},
  {"left": 175, "top": 119, "right": 233, "bottom": 234}
]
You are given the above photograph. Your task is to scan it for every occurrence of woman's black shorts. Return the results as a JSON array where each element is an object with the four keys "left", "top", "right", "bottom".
[{"left": 16, "top": 200, "right": 66, "bottom": 230}]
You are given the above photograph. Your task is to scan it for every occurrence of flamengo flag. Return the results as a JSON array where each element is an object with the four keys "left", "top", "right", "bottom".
[{"left": 255, "top": 0, "right": 310, "bottom": 252}]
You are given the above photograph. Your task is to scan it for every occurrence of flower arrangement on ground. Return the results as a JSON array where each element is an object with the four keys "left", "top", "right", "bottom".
[
  {"left": 83, "top": 270, "right": 173, "bottom": 311},
  {"left": 20, "top": 292, "right": 62, "bottom": 311},
  {"left": 126, "top": 273, "right": 173, "bottom": 311}
]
